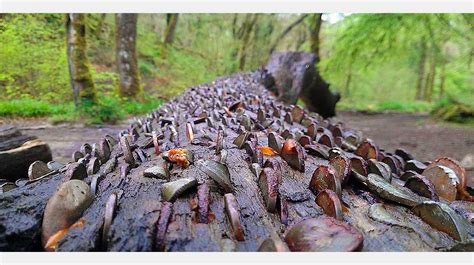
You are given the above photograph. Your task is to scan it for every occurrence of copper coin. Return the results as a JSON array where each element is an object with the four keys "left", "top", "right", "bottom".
[
  {"left": 284, "top": 216, "right": 363, "bottom": 252},
  {"left": 309, "top": 165, "right": 341, "bottom": 198},
  {"left": 315, "top": 189, "right": 343, "bottom": 221},
  {"left": 329, "top": 155, "right": 351, "bottom": 185},
  {"left": 224, "top": 193, "right": 245, "bottom": 241}
]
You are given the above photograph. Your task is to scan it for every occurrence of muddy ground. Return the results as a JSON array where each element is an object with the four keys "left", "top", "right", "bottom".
[{"left": 3, "top": 111, "right": 474, "bottom": 185}]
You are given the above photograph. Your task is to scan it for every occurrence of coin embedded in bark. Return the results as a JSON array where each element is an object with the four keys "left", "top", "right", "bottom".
[
  {"left": 47, "top": 161, "right": 64, "bottom": 171},
  {"left": 291, "top": 105, "right": 304, "bottom": 124},
  {"left": 305, "top": 144, "right": 329, "bottom": 159},
  {"left": 317, "top": 133, "right": 334, "bottom": 147},
  {"left": 367, "top": 174, "right": 424, "bottom": 207},
  {"left": 404, "top": 175, "right": 439, "bottom": 201},
  {"left": 120, "top": 136, "right": 136, "bottom": 167},
  {"left": 102, "top": 192, "right": 118, "bottom": 249},
  {"left": 315, "top": 189, "right": 343, "bottom": 221},
  {"left": 281, "top": 139, "right": 305, "bottom": 172},
  {"left": 155, "top": 201, "right": 173, "bottom": 251},
  {"left": 28, "top": 161, "right": 53, "bottom": 180},
  {"left": 395, "top": 148, "right": 414, "bottom": 162},
  {"left": 215, "top": 129, "right": 224, "bottom": 154},
  {"left": 104, "top": 134, "right": 117, "bottom": 149},
  {"left": 185, "top": 122, "right": 194, "bottom": 142},
  {"left": 329, "top": 155, "right": 351, "bottom": 185},
  {"left": 258, "top": 168, "right": 279, "bottom": 213},
  {"left": 268, "top": 132, "right": 283, "bottom": 154},
  {"left": 72, "top": 151, "right": 84, "bottom": 162},
  {"left": 80, "top": 143, "right": 92, "bottom": 155},
  {"left": 233, "top": 131, "right": 250, "bottom": 149},
  {"left": 152, "top": 130, "right": 160, "bottom": 155},
  {"left": 405, "top": 160, "right": 427, "bottom": 174},
  {"left": 422, "top": 165, "right": 459, "bottom": 202},
  {"left": 382, "top": 156, "right": 401, "bottom": 176},
  {"left": 284, "top": 217, "right": 363, "bottom": 252},
  {"left": 143, "top": 165, "right": 169, "bottom": 180},
  {"left": 98, "top": 138, "right": 111, "bottom": 162},
  {"left": 284, "top": 112, "right": 293, "bottom": 125},
  {"left": 87, "top": 157, "right": 100, "bottom": 175},
  {"left": 400, "top": 170, "right": 419, "bottom": 181},
  {"left": 197, "top": 183, "right": 210, "bottom": 224},
  {"left": 258, "top": 237, "right": 290, "bottom": 252},
  {"left": 257, "top": 108, "right": 265, "bottom": 123},
  {"left": 0, "top": 182, "right": 16, "bottom": 193},
  {"left": 429, "top": 157, "right": 469, "bottom": 201},
  {"left": 199, "top": 160, "right": 233, "bottom": 193},
  {"left": 120, "top": 163, "right": 131, "bottom": 179},
  {"left": 65, "top": 162, "right": 88, "bottom": 181},
  {"left": 160, "top": 177, "right": 198, "bottom": 202},
  {"left": 298, "top": 135, "right": 312, "bottom": 147},
  {"left": 412, "top": 201, "right": 470, "bottom": 242},
  {"left": 368, "top": 159, "right": 392, "bottom": 183},
  {"left": 350, "top": 156, "right": 368, "bottom": 176},
  {"left": 224, "top": 193, "right": 245, "bottom": 241},
  {"left": 355, "top": 139, "right": 379, "bottom": 160},
  {"left": 41, "top": 180, "right": 93, "bottom": 247},
  {"left": 309, "top": 165, "right": 341, "bottom": 198}
]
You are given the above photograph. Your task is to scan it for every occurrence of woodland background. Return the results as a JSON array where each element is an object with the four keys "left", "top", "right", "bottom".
[{"left": 0, "top": 14, "right": 472, "bottom": 124}]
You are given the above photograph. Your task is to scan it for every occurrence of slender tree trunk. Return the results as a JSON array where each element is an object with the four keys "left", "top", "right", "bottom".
[
  {"left": 344, "top": 66, "right": 353, "bottom": 97},
  {"left": 294, "top": 27, "right": 306, "bottom": 51},
  {"left": 309, "top": 14, "right": 323, "bottom": 60},
  {"left": 268, "top": 14, "right": 309, "bottom": 55},
  {"left": 238, "top": 14, "right": 259, "bottom": 71},
  {"left": 439, "top": 61, "right": 446, "bottom": 98},
  {"left": 415, "top": 41, "right": 427, "bottom": 101},
  {"left": 115, "top": 14, "right": 141, "bottom": 98},
  {"left": 423, "top": 56, "right": 436, "bottom": 102},
  {"left": 66, "top": 13, "right": 97, "bottom": 107},
  {"left": 164, "top": 14, "right": 179, "bottom": 45}
]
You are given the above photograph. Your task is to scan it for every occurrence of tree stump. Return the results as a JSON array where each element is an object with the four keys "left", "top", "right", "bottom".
[{"left": 0, "top": 125, "right": 52, "bottom": 182}]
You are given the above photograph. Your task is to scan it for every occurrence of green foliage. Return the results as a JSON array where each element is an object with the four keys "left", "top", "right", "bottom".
[
  {"left": 0, "top": 99, "right": 70, "bottom": 117},
  {"left": 431, "top": 97, "right": 474, "bottom": 124},
  {"left": 337, "top": 99, "right": 432, "bottom": 113}
]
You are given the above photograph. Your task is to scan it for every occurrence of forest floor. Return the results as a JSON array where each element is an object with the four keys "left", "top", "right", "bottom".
[{"left": 3, "top": 111, "right": 474, "bottom": 185}]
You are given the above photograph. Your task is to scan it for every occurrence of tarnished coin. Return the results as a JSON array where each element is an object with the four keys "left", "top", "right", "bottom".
[
  {"left": 367, "top": 174, "right": 425, "bottom": 207},
  {"left": 395, "top": 148, "right": 414, "bottom": 162},
  {"left": 102, "top": 192, "right": 118, "bottom": 249},
  {"left": 298, "top": 135, "right": 312, "bottom": 147},
  {"left": 42, "top": 180, "right": 93, "bottom": 247},
  {"left": 87, "top": 157, "right": 100, "bottom": 175},
  {"left": 305, "top": 144, "right": 329, "bottom": 159},
  {"left": 185, "top": 122, "right": 194, "bottom": 142},
  {"left": 152, "top": 130, "right": 160, "bottom": 155},
  {"left": 404, "top": 175, "right": 439, "bottom": 201},
  {"left": 47, "top": 161, "right": 64, "bottom": 171},
  {"left": 429, "top": 157, "right": 469, "bottom": 200},
  {"left": 160, "top": 177, "right": 198, "bottom": 202},
  {"left": 400, "top": 170, "right": 419, "bottom": 181},
  {"left": 368, "top": 159, "right": 392, "bottom": 183},
  {"left": 413, "top": 201, "right": 471, "bottom": 242},
  {"left": 317, "top": 133, "right": 334, "bottom": 148},
  {"left": 355, "top": 139, "right": 379, "bottom": 160},
  {"left": 72, "top": 151, "right": 84, "bottom": 162},
  {"left": 281, "top": 139, "right": 305, "bottom": 172},
  {"left": 143, "top": 165, "right": 169, "bottom": 180},
  {"left": 422, "top": 165, "right": 459, "bottom": 202},
  {"left": 258, "top": 237, "right": 289, "bottom": 252},
  {"left": 224, "top": 193, "right": 245, "bottom": 241},
  {"left": 0, "top": 182, "right": 16, "bottom": 193},
  {"left": 268, "top": 132, "right": 283, "bottom": 154},
  {"left": 309, "top": 165, "right": 341, "bottom": 199},
  {"left": 199, "top": 160, "right": 233, "bottom": 193},
  {"left": 98, "top": 138, "right": 111, "bottom": 162},
  {"left": 28, "top": 161, "right": 53, "bottom": 180},
  {"left": 258, "top": 168, "right": 279, "bottom": 213},
  {"left": 120, "top": 135, "right": 135, "bottom": 167},
  {"left": 65, "top": 162, "right": 88, "bottom": 181},
  {"left": 329, "top": 155, "right": 351, "bottom": 185},
  {"left": 233, "top": 131, "right": 250, "bottom": 149},
  {"left": 291, "top": 105, "right": 304, "bottom": 124},
  {"left": 284, "top": 217, "right": 363, "bottom": 252},
  {"left": 215, "top": 129, "right": 224, "bottom": 155},
  {"left": 80, "top": 143, "right": 92, "bottom": 155},
  {"left": 350, "top": 156, "right": 368, "bottom": 176},
  {"left": 315, "top": 189, "right": 343, "bottom": 221},
  {"left": 405, "top": 160, "right": 427, "bottom": 174}
]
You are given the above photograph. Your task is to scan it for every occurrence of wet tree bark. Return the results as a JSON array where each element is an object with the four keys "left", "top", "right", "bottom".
[
  {"left": 0, "top": 72, "right": 468, "bottom": 252},
  {"left": 66, "top": 13, "right": 98, "bottom": 107},
  {"left": 115, "top": 13, "right": 141, "bottom": 98}
]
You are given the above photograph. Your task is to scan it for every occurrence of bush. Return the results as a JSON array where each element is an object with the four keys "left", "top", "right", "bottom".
[{"left": 431, "top": 97, "right": 474, "bottom": 124}]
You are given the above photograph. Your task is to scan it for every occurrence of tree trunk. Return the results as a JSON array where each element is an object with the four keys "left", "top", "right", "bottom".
[
  {"left": 424, "top": 56, "right": 436, "bottom": 102},
  {"left": 0, "top": 72, "right": 464, "bottom": 252},
  {"left": 164, "top": 14, "right": 179, "bottom": 45},
  {"left": 415, "top": 41, "right": 427, "bottom": 101},
  {"left": 66, "top": 13, "right": 97, "bottom": 107},
  {"left": 308, "top": 14, "right": 323, "bottom": 61},
  {"left": 439, "top": 61, "right": 446, "bottom": 98},
  {"left": 238, "top": 14, "right": 259, "bottom": 71},
  {"left": 115, "top": 14, "right": 141, "bottom": 98},
  {"left": 268, "top": 14, "right": 309, "bottom": 55}
]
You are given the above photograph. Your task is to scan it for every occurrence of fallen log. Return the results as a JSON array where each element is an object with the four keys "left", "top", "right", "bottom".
[
  {"left": 0, "top": 72, "right": 472, "bottom": 252},
  {"left": 0, "top": 125, "right": 52, "bottom": 182}
]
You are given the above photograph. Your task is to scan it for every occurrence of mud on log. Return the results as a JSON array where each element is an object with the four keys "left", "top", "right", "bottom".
[
  {"left": 0, "top": 125, "right": 52, "bottom": 183},
  {"left": 0, "top": 72, "right": 473, "bottom": 252}
]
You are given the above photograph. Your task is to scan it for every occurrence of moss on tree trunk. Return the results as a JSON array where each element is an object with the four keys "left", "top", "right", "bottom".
[
  {"left": 115, "top": 14, "right": 141, "bottom": 98},
  {"left": 66, "top": 14, "right": 98, "bottom": 107}
]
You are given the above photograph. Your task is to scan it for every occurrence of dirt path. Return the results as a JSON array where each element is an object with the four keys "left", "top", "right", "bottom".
[{"left": 4, "top": 111, "right": 474, "bottom": 185}]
